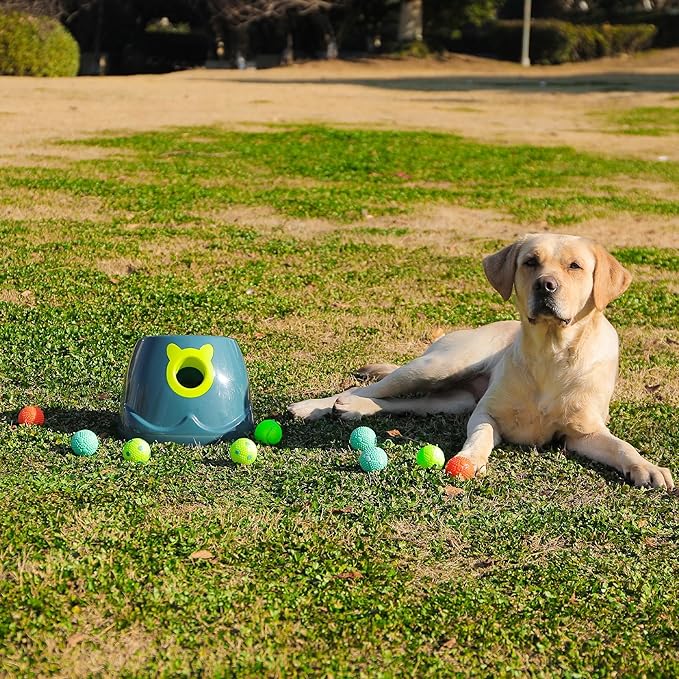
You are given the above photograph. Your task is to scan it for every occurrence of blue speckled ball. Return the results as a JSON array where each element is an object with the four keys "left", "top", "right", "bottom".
[
  {"left": 349, "top": 426, "right": 377, "bottom": 452},
  {"left": 70, "top": 429, "right": 99, "bottom": 457},
  {"left": 359, "top": 447, "right": 388, "bottom": 473}
]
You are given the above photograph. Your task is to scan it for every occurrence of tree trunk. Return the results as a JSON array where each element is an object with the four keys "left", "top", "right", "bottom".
[
  {"left": 281, "top": 31, "right": 294, "bottom": 65},
  {"left": 315, "top": 11, "right": 338, "bottom": 59},
  {"left": 398, "top": 0, "right": 423, "bottom": 44}
]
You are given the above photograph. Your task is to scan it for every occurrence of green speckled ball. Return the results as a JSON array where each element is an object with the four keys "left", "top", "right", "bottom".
[
  {"left": 70, "top": 429, "right": 99, "bottom": 457},
  {"left": 229, "top": 437, "right": 258, "bottom": 465},
  {"left": 122, "top": 438, "right": 151, "bottom": 464},
  {"left": 359, "top": 447, "right": 388, "bottom": 473},
  {"left": 349, "top": 426, "right": 377, "bottom": 452},
  {"left": 254, "top": 419, "right": 283, "bottom": 445},
  {"left": 416, "top": 444, "right": 445, "bottom": 469}
]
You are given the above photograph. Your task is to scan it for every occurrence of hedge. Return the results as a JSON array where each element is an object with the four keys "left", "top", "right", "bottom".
[
  {"left": 601, "top": 12, "right": 679, "bottom": 48},
  {"left": 0, "top": 10, "right": 80, "bottom": 76},
  {"left": 473, "top": 19, "right": 657, "bottom": 65}
]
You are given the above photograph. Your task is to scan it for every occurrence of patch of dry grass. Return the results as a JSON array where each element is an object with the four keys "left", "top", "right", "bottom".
[
  {"left": 0, "top": 188, "right": 108, "bottom": 223},
  {"left": 617, "top": 327, "right": 679, "bottom": 407}
]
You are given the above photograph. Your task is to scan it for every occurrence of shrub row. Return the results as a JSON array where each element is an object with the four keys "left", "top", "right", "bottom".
[
  {"left": 470, "top": 19, "right": 657, "bottom": 65},
  {"left": 601, "top": 12, "right": 679, "bottom": 48},
  {"left": 0, "top": 10, "right": 79, "bottom": 77}
]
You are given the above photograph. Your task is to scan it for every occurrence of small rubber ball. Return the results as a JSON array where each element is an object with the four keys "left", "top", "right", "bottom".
[
  {"left": 122, "top": 438, "right": 151, "bottom": 464},
  {"left": 254, "top": 419, "right": 283, "bottom": 445},
  {"left": 416, "top": 444, "right": 445, "bottom": 469},
  {"left": 445, "top": 456, "right": 475, "bottom": 480},
  {"left": 70, "top": 429, "right": 99, "bottom": 457},
  {"left": 18, "top": 406, "right": 45, "bottom": 426},
  {"left": 349, "top": 426, "right": 377, "bottom": 452},
  {"left": 359, "top": 447, "right": 388, "bottom": 472},
  {"left": 229, "top": 438, "right": 258, "bottom": 465}
]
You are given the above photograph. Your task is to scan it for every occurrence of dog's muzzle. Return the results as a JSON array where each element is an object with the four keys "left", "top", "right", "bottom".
[{"left": 529, "top": 276, "right": 570, "bottom": 325}]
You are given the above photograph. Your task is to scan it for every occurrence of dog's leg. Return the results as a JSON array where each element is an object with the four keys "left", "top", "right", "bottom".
[
  {"left": 289, "top": 321, "right": 518, "bottom": 421},
  {"left": 566, "top": 430, "right": 674, "bottom": 490},
  {"left": 354, "top": 363, "right": 400, "bottom": 382},
  {"left": 454, "top": 406, "right": 502, "bottom": 476},
  {"left": 290, "top": 350, "right": 472, "bottom": 421},
  {"left": 288, "top": 387, "right": 359, "bottom": 421},
  {"left": 332, "top": 389, "right": 477, "bottom": 421}
]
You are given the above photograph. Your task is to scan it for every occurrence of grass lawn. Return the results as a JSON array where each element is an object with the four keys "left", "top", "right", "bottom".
[
  {"left": 0, "top": 125, "right": 677, "bottom": 676},
  {"left": 601, "top": 106, "right": 679, "bottom": 137}
]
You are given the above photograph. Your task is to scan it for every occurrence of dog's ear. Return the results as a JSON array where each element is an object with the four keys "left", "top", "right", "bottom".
[
  {"left": 592, "top": 244, "right": 632, "bottom": 310},
  {"left": 483, "top": 242, "right": 522, "bottom": 301}
]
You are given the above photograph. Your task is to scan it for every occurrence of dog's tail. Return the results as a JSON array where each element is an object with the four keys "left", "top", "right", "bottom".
[{"left": 353, "top": 363, "right": 399, "bottom": 383}]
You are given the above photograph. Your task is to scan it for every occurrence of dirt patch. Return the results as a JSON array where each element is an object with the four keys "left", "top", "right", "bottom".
[
  {"left": 95, "top": 257, "right": 142, "bottom": 280},
  {"left": 208, "top": 203, "right": 679, "bottom": 251},
  {"left": 210, "top": 203, "right": 520, "bottom": 253},
  {"left": 0, "top": 188, "right": 107, "bottom": 223},
  {"left": 617, "top": 327, "right": 679, "bottom": 407},
  {"left": 0, "top": 288, "right": 35, "bottom": 306},
  {"left": 550, "top": 214, "right": 679, "bottom": 249},
  {"left": 48, "top": 610, "right": 155, "bottom": 678},
  {"left": 2, "top": 50, "right": 679, "bottom": 165}
]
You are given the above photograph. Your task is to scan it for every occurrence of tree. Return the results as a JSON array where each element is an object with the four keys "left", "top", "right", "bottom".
[
  {"left": 398, "top": 0, "right": 422, "bottom": 42},
  {"left": 206, "top": 0, "right": 341, "bottom": 26},
  {"left": 206, "top": 0, "right": 344, "bottom": 62}
]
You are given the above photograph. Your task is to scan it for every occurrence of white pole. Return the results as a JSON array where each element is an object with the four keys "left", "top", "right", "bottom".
[{"left": 521, "top": 0, "right": 532, "bottom": 67}]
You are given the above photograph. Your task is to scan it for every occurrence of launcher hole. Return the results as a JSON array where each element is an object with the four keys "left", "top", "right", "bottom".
[{"left": 176, "top": 366, "right": 204, "bottom": 389}]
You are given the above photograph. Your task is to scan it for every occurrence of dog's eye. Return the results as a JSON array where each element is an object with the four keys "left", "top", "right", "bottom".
[
  {"left": 524, "top": 256, "right": 539, "bottom": 268},
  {"left": 569, "top": 261, "right": 582, "bottom": 270}
]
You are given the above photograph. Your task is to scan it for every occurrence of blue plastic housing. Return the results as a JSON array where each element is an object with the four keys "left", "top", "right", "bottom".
[{"left": 120, "top": 335, "right": 253, "bottom": 446}]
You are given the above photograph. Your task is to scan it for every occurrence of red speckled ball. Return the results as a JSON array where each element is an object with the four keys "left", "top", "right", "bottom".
[
  {"left": 17, "top": 406, "right": 45, "bottom": 426},
  {"left": 445, "top": 455, "right": 475, "bottom": 480}
]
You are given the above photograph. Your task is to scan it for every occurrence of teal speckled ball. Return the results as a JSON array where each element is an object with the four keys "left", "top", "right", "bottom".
[
  {"left": 359, "top": 447, "right": 388, "bottom": 473},
  {"left": 229, "top": 438, "right": 258, "bottom": 465},
  {"left": 70, "top": 429, "right": 99, "bottom": 457},
  {"left": 349, "top": 426, "right": 377, "bottom": 452},
  {"left": 416, "top": 444, "right": 445, "bottom": 469},
  {"left": 122, "top": 438, "right": 151, "bottom": 464}
]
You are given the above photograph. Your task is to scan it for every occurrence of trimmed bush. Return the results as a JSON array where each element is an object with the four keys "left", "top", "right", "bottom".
[
  {"left": 0, "top": 10, "right": 79, "bottom": 76},
  {"left": 602, "top": 12, "right": 679, "bottom": 48},
  {"left": 474, "top": 19, "right": 657, "bottom": 65}
]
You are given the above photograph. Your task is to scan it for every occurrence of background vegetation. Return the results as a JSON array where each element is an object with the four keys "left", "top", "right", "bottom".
[
  {"left": 472, "top": 19, "right": 657, "bottom": 64},
  {"left": 1, "top": 0, "right": 678, "bottom": 74},
  {"left": 0, "top": 9, "right": 79, "bottom": 76},
  {"left": 0, "top": 125, "right": 677, "bottom": 676}
]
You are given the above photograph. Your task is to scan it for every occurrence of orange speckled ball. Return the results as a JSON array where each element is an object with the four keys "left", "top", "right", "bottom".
[
  {"left": 445, "top": 455, "right": 475, "bottom": 480},
  {"left": 17, "top": 406, "right": 45, "bottom": 426}
]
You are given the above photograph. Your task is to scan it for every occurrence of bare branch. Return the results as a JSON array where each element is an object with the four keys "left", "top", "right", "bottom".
[
  {"left": 207, "top": 0, "right": 344, "bottom": 27},
  {"left": 0, "top": 0, "right": 96, "bottom": 20},
  {"left": 0, "top": 0, "right": 63, "bottom": 16}
]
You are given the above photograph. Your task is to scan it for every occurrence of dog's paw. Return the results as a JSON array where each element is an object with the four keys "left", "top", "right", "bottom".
[
  {"left": 625, "top": 461, "right": 674, "bottom": 490},
  {"left": 288, "top": 398, "right": 335, "bottom": 421},
  {"left": 332, "top": 394, "right": 380, "bottom": 421}
]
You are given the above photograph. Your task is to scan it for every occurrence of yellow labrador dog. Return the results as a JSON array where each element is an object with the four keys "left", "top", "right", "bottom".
[{"left": 289, "top": 233, "right": 674, "bottom": 490}]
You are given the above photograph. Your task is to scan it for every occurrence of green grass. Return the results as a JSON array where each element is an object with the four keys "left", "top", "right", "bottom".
[
  {"left": 601, "top": 106, "right": 679, "bottom": 136},
  {"left": 0, "top": 126, "right": 678, "bottom": 676},
  {"left": 3, "top": 125, "right": 679, "bottom": 224}
]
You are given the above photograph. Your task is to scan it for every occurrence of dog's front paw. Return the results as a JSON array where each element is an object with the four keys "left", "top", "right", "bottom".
[
  {"left": 332, "top": 394, "right": 380, "bottom": 421},
  {"left": 625, "top": 461, "right": 674, "bottom": 490}
]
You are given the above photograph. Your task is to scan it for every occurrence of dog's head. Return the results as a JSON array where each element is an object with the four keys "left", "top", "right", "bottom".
[{"left": 483, "top": 234, "right": 631, "bottom": 326}]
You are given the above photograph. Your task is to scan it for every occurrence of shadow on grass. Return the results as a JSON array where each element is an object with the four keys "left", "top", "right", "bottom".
[
  {"left": 224, "top": 72, "right": 679, "bottom": 94},
  {"left": 1, "top": 407, "right": 121, "bottom": 438}
]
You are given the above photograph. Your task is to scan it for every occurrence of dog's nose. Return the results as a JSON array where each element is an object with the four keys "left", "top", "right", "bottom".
[{"left": 535, "top": 275, "right": 559, "bottom": 294}]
